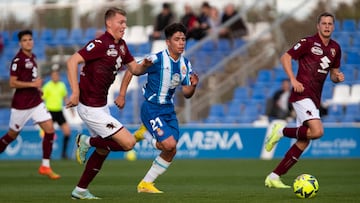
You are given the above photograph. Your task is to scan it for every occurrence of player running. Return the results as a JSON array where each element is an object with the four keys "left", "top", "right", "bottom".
[
  {"left": 0, "top": 30, "right": 60, "bottom": 180},
  {"left": 264, "top": 12, "right": 344, "bottom": 188},
  {"left": 134, "top": 23, "right": 199, "bottom": 193}
]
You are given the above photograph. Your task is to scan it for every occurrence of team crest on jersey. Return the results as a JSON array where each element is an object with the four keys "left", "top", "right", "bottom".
[
  {"left": 181, "top": 65, "right": 187, "bottom": 75},
  {"left": 156, "top": 128, "right": 164, "bottom": 136},
  {"left": 107, "top": 48, "right": 118, "bottom": 57},
  {"left": 330, "top": 48, "right": 336, "bottom": 57},
  {"left": 120, "top": 45, "right": 126, "bottom": 55},
  {"left": 311, "top": 46, "right": 323, "bottom": 55}
]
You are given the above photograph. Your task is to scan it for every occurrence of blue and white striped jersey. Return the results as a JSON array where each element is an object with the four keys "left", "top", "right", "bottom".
[{"left": 142, "top": 49, "right": 193, "bottom": 105}]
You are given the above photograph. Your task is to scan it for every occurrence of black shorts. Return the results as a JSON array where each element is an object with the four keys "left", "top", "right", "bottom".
[{"left": 50, "top": 111, "right": 67, "bottom": 126}]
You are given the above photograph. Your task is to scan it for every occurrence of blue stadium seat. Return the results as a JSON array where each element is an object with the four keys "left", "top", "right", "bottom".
[
  {"left": 345, "top": 50, "right": 360, "bottom": 64},
  {"left": 233, "top": 87, "right": 249, "bottom": 100},
  {"left": 67, "top": 28, "right": 85, "bottom": 46},
  {"left": 0, "top": 108, "right": 11, "bottom": 125},
  {"left": 345, "top": 104, "right": 360, "bottom": 115},
  {"left": 49, "top": 28, "right": 69, "bottom": 47},
  {"left": 327, "top": 104, "right": 344, "bottom": 116},
  {"left": 84, "top": 27, "right": 97, "bottom": 42},
  {"left": 39, "top": 28, "right": 54, "bottom": 44},
  {"left": 256, "top": 69, "right": 273, "bottom": 83},
  {"left": 342, "top": 19, "right": 357, "bottom": 32},
  {"left": 208, "top": 104, "right": 225, "bottom": 118}
]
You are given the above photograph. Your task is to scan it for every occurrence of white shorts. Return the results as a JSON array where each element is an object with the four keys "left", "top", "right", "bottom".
[
  {"left": 77, "top": 102, "right": 123, "bottom": 138},
  {"left": 9, "top": 102, "right": 52, "bottom": 132},
  {"left": 292, "top": 98, "right": 320, "bottom": 127}
]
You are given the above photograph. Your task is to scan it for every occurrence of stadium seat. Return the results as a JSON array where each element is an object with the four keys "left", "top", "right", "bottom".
[
  {"left": 67, "top": 28, "right": 85, "bottom": 46},
  {"left": 227, "top": 100, "right": 243, "bottom": 117},
  {"left": 233, "top": 87, "right": 249, "bottom": 100},
  {"left": 345, "top": 104, "right": 360, "bottom": 115},
  {"left": 328, "top": 84, "right": 351, "bottom": 105},
  {"left": 127, "top": 25, "right": 148, "bottom": 44},
  {"left": 84, "top": 27, "right": 97, "bottom": 42},
  {"left": 256, "top": 69, "right": 273, "bottom": 83},
  {"left": 342, "top": 19, "right": 357, "bottom": 32},
  {"left": 345, "top": 50, "right": 360, "bottom": 64},
  {"left": 208, "top": 104, "right": 225, "bottom": 118},
  {"left": 39, "top": 28, "right": 54, "bottom": 44},
  {"left": 349, "top": 84, "right": 360, "bottom": 103},
  {"left": 50, "top": 28, "right": 69, "bottom": 47},
  {"left": 327, "top": 104, "right": 344, "bottom": 117},
  {"left": 151, "top": 40, "right": 167, "bottom": 53}
]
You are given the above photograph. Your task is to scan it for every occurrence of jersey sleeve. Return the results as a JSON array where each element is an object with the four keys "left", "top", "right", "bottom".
[
  {"left": 286, "top": 38, "right": 309, "bottom": 60},
  {"left": 145, "top": 53, "right": 159, "bottom": 74},
  {"left": 10, "top": 57, "right": 21, "bottom": 77},
  {"left": 78, "top": 40, "right": 106, "bottom": 61}
]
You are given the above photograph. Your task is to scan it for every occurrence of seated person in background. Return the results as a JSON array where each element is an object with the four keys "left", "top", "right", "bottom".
[
  {"left": 150, "top": 3, "right": 175, "bottom": 40},
  {"left": 219, "top": 3, "right": 248, "bottom": 39},
  {"left": 267, "top": 79, "right": 294, "bottom": 120},
  {"left": 192, "top": 1, "right": 212, "bottom": 40},
  {"left": 181, "top": 4, "right": 202, "bottom": 40}
]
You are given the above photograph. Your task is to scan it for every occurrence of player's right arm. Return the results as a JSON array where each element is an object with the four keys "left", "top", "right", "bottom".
[
  {"left": 126, "top": 59, "right": 153, "bottom": 76},
  {"left": 281, "top": 52, "right": 304, "bottom": 93},
  {"left": 9, "top": 76, "right": 42, "bottom": 89},
  {"left": 66, "top": 52, "right": 84, "bottom": 108}
]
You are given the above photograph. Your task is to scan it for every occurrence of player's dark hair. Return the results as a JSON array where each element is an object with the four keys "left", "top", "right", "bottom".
[
  {"left": 17, "top": 30, "right": 32, "bottom": 41},
  {"left": 105, "top": 7, "right": 127, "bottom": 23},
  {"left": 317, "top": 12, "right": 335, "bottom": 24},
  {"left": 164, "top": 23, "right": 187, "bottom": 39}
]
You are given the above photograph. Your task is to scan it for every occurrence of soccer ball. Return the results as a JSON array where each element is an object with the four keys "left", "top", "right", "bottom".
[
  {"left": 293, "top": 174, "right": 319, "bottom": 199},
  {"left": 124, "top": 150, "right": 137, "bottom": 161}
]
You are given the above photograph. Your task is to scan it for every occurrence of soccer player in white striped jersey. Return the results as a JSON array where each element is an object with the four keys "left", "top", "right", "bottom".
[{"left": 134, "top": 23, "right": 199, "bottom": 193}]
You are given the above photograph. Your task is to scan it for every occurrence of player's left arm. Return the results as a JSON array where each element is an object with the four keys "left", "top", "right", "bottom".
[
  {"left": 115, "top": 69, "right": 133, "bottom": 109},
  {"left": 182, "top": 72, "right": 199, "bottom": 98},
  {"left": 330, "top": 68, "right": 344, "bottom": 83}
]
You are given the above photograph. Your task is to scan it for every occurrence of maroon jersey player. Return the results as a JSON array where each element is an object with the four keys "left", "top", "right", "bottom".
[
  {"left": 67, "top": 8, "right": 151, "bottom": 200},
  {"left": 264, "top": 12, "right": 345, "bottom": 188},
  {"left": 0, "top": 30, "right": 60, "bottom": 179}
]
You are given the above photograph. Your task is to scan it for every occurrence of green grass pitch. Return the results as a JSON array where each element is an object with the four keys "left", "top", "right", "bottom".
[{"left": 0, "top": 159, "right": 359, "bottom": 203}]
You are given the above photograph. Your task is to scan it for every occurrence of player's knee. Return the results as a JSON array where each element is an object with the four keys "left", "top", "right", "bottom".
[
  {"left": 161, "top": 140, "right": 177, "bottom": 152},
  {"left": 310, "top": 128, "right": 324, "bottom": 139},
  {"left": 122, "top": 139, "right": 136, "bottom": 151}
]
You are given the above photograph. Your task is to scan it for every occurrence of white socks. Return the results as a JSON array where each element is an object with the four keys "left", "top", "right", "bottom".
[{"left": 143, "top": 156, "right": 171, "bottom": 183}]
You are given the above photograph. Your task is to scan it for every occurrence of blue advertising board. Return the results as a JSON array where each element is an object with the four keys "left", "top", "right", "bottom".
[{"left": 0, "top": 125, "right": 359, "bottom": 160}]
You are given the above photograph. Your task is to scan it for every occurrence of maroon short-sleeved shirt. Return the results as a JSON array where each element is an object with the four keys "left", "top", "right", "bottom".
[
  {"left": 78, "top": 31, "right": 134, "bottom": 107},
  {"left": 287, "top": 33, "right": 341, "bottom": 108},
  {"left": 10, "top": 50, "right": 42, "bottom": 109}
]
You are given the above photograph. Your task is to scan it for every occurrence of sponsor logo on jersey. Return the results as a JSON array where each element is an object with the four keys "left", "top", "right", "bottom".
[
  {"left": 314, "top": 42, "right": 321, "bottom": 47},
  {"left": 170, "top": 73, "right": 180, "bottom": 88},
  {"left": 107, "top": 48, "right": 118, "bottom": 57},
  {"left": 25, "top": 61, "right": 34, "bottom": 69},
  {"left": 311, "top": 46, "right": 323, "bottom": 55}
]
